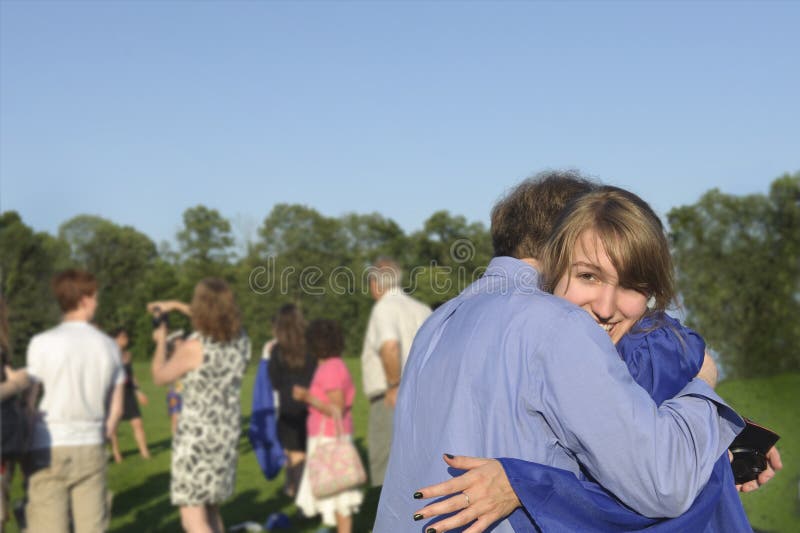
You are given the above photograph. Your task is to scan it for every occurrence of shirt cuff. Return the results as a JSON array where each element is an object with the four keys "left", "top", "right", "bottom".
[{"left": 675, "top": 378, "right": 745, "bottom": 448}]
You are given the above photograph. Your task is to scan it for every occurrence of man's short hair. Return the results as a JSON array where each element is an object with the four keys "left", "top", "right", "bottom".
[
  {"left": 52, "top": 269, "right": 97, "bottom": 313},
  {"left": 368, "top": 257, "right": 402, "bottom": 292},
  {"left": 491, "top": 170, "right": 597, "bottom": 259}
]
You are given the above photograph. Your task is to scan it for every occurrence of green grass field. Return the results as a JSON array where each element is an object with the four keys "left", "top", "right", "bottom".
[{"left": 6, "top": 363, "right": 799, "bottom": 532}]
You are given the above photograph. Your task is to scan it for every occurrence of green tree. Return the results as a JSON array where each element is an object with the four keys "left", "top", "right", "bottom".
[
  {"left": 408, "top": 210, "right": 492, "bottom": 305},
  {"left": 59, "top": 215, "right": 159, "bottom": 356},
  {"left": 243, "top": 204, "right": 355, "bottom": 353},
  {"left": 177, "top": 205, "right": 235, "bottom": 283},
  {"left": 0, "top": 212, "right": 68, "bottom": 365},
  {"left": 668, "top": 172, "right": 800, "bottom": 377}
]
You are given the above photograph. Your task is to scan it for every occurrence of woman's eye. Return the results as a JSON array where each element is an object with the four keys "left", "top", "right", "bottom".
[{"left": 576, "top": 272, "right": 598, "bottom": 282}]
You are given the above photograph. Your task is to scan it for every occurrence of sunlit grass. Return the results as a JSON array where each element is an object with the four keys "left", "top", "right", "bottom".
[{"left": 5, "top": 366, "right": 798, "bottom": 532}]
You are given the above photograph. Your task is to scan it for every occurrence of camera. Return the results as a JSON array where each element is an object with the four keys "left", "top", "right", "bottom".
[
  {"left": 151, "top": 306, "right": 170, "bottom": 329},
  {"left": 729, "top": 418, "right": 779, "bottom": 485}
]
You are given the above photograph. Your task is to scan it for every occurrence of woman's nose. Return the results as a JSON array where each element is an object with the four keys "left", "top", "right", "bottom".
[{"left": 592, "top": 284, "right": 616, "bottom": 322}]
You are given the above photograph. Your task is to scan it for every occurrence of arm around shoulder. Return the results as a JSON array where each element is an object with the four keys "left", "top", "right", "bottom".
[
  {"left": 537, "top": 310, "right": 741, "bottom": 517},
  {"left": 696, "top": 352, "right": 718, "bottom": 389}
]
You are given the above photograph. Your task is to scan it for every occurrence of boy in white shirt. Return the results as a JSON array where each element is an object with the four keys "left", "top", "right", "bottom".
[{"left": 24, "top": 269, "right": 124, "bottom": 533}]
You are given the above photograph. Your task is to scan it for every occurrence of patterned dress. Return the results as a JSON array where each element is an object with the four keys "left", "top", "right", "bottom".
[{"left": 170, "top": 333, "right": 251, "bottom": 506}]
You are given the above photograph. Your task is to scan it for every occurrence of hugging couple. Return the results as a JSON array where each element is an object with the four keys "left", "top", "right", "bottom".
[{"left": 375, "top": 170, "right": 780, "bottom": 533}]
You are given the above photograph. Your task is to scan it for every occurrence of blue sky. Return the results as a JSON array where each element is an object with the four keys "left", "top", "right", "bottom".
[{"left": 1, "top": 0, "right": 798, "bottom": 249}]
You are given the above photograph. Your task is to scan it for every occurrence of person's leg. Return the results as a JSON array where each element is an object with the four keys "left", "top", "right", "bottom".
[
  {"left": 109, "top": 429, "right": 123, "bottom": 463},
  {"left": 367, "top": 400, "right": 393, "bottom": 487},
  {"left": 68, "top": 444, "right": 107, "bottom": 533},
  {"left": 284, "top": 449, "right": 305, "bottom": 497},
  {"left": 25, "top": 448, "right": 69, "bottom": 533},
  {"left": 206, "top": 504, "right": 224, "bottom": 533},
  {"left": 180, "top": 505, "right": 213, "bottom": 533},
  {"left": 335, "top": 511, "right": 352, "bottom": 533},
  {"left": 286, "top": 450, "right": 305, "bottom": 467},
  {"left": 129, "top": 417, "right": 151, "bottom": 459},
  {"left": 171, "top": 413, "right": 178, "bottom": 435}
]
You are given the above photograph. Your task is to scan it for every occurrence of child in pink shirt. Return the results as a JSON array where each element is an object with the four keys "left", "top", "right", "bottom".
[{"left": 292, "top": 320, "right": 362, "bottom": 533}]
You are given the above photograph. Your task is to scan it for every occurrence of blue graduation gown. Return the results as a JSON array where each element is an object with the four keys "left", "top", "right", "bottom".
[
  {"left": 503, "top": 313, "right": 751, "bottom": 532},
  {"left": 248, "top": 358, "right": 286, "bottom": 480}
]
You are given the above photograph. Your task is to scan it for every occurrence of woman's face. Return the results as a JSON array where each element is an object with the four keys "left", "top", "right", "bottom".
[
  {"left": 553, "top": 229, "right": 648, "bottom": 345},
  {"left": 115, "top": 331, "right": 129, "bottom": 350}
]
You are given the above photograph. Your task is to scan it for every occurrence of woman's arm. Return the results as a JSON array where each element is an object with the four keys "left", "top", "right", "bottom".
[
  {"left": 292, "top": 385, "right": 344, "bottom": 417},
  {"left": 147, "top": 300, "right": 191, "bottom": 316},
  {"left": 105, "top": 382, "right": 124, "bottom": 438},
  {"left": 0, "top": 366, "right": 30, "bottom": 400},
  {"left": 151, "top": 325, "right": 202, "bottom": 386}
]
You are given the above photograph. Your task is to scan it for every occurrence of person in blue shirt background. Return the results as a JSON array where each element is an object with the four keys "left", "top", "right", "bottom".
[
  {"left": 410, "top": 178, "right": 782, "bottom": 532},
  {"left": 374, "top": 172, "right": 746, "bottom": 532}
]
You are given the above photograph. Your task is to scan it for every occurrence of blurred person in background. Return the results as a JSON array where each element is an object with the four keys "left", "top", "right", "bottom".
[
  {"left": 165, "top": 329, "right": 187, "bottom": 436},
  {"left": 293, "top": 319, "right": 362, "bottom": 533},
  {"left": 360, "top": 257, "right": 430, "bottom": 490},
  {"left": 266, "top": 304, "right": 316, "bottom": 498},
  {"left": 23, "top": 270, "right": 125, "bottom": 533},
  {"left": 1, "top": 296, "right": 30, "bottom": 529},
  {"left": 149, "top": 278, "right": 251, "bottom": 533},
  {"left": 108, "top": 327, "right": 151, "bottom": 463}
]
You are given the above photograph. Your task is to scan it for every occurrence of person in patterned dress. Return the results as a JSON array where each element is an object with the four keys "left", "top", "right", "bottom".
[{"left": 149, "top": 278, "right": 251, "bottom": 533}]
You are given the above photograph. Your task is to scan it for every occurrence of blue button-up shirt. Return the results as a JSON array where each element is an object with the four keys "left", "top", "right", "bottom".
[{"left": 375, "top": 257, "right": 742, "bottom": 532}]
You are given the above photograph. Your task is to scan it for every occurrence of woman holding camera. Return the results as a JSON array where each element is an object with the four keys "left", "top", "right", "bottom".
[{"left": 149, "top": 278, "right": 251, "bottom": 533}]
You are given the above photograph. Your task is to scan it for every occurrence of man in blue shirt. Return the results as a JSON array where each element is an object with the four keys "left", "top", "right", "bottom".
[{"left": 374, "top": 172, "right": 744, "bottom": 532}]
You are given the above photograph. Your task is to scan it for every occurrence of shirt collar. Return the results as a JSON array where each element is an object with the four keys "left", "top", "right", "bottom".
[{"left": 484, "top": 256, "right": 541, "bottom": 290}]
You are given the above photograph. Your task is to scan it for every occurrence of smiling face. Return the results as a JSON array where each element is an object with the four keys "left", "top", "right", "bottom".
[{"left": 553, "top": 229, "right": 648, "bottom": 345}]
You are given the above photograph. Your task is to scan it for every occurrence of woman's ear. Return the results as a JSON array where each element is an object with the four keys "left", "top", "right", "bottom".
[{"left": 646, "top": 295, "right": 656, "bottom": 310}]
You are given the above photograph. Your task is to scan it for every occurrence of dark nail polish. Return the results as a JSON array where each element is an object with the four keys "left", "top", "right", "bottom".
[
  {"left": 427, "top": 529, "right": 437, "bottom": 533},
  {"left": 413, "top": 491, "right": 423, "bottom": 499},
  {"left": 445, "top": 453, "right": 455, "bottom": 459},
  {"left": 414, "top": 513, "right": 424, "bottom": 521}
]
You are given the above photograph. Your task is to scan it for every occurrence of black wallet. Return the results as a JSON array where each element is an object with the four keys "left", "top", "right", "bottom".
[{"left": 729, "top": 418, "right": 780, "bottom": 484}]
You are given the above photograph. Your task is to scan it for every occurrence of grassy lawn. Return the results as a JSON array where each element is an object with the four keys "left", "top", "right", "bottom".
[
  {"left": 717, "top": 373, "right": 800, "bottom": 532},
  {"left": 5, "top": 363, "right": 799, "bottom": 532}
]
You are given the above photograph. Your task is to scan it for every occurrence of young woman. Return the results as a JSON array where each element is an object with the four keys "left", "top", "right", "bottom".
[
  {"left": 266, "top": 304, "right": 316, "bottom": 498},
  {"left": 108, "top": 328, "right": 150, "bottom": 462},
  {"left": 292, "top": 319, "right": 362, "bottom": 533},
  {"left": 412, "top": 187, "right": 772, "bottom": 532},
  {"left": 149, "top": 279, "right": 251, "bottom": 533}
]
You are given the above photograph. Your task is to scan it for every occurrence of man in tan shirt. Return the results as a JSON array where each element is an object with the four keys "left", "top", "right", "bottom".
[{"left": 360, "top": 257, "right": 431, "bottom": 488}]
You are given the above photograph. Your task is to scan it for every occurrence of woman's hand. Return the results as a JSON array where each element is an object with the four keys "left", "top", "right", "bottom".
[
  {"left": 136, "top": 390, "right": 149, "bottom": 406},
  {"left": 412, "top": 455, "right": 520, "bottom": 533},
  {"left": 292, "top": 385, "right": 309, "bottom": 402},
  {"left": 152, "top": 324, "right": 167, "bottom": 344},
  {"left": 736, "top": 445, "right": 782, "bottom": 493}
]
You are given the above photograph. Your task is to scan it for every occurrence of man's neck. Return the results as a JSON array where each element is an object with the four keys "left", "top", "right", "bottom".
[
  {"left": 374, "top": 286, "right": 401, "bottom": 301},
  {"left": 520, "top": 257, "right": 541, "bottom": 270},
  {"left": 62, "top": 310, "right": 90, "bottom": 323}
]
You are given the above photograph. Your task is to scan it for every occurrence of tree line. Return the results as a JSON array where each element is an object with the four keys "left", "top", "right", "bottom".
[{"left": 1, "top": 172, "right": 797, "bottom": 379}]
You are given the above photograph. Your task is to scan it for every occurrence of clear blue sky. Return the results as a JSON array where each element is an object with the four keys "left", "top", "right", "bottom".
[{"left": 1, "top": 0, "right": 798, "bottom": 248}]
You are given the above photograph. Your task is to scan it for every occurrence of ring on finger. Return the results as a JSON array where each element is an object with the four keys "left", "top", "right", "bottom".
[{"left": 464, "top": 492, "right": 470, "bottom": 507}]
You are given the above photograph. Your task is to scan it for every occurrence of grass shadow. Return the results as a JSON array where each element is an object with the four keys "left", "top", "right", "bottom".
[{"left": 111, "top": 471, "right": 179, "bottom": 532}]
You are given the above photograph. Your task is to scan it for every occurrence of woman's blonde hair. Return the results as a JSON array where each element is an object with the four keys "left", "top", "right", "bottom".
[
  {"left": 190, "top": 278, "right": 242, "bottom": 343},
  {"left": 540, "top": 186, "right": 675, "bottom": 312}
]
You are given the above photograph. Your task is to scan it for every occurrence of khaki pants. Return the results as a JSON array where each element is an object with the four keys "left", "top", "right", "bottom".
[
  {"left": 367, "top": 399, "right": 393, "bottom": 487},
  {"left": 24, "top": 444, "right": 107, "bottom": 533}
]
